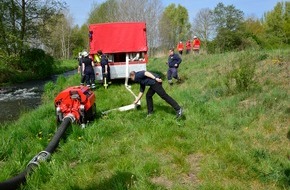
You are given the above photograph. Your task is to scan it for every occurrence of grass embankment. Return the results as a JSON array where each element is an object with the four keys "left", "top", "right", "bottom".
[{"left": 0, "top": 50, "right": 289, "bottom": 189}]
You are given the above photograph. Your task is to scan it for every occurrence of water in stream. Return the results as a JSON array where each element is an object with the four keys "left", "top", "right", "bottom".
[{"left": 0, "top": 70, "right": 77, "bottom": 124}]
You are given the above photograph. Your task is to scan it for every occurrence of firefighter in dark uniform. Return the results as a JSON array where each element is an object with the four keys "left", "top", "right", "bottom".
[
  {"left": 129, "top": 70, "right": 183, "bottom": 118},
  {"left": 98, "top": 50, "right": 111, "bottom": 88},
  {"left": 167, "top": 48, "right": 182, "bottom": 85},
  {"left": 82, "top": 51, "right": 96, "bottom": 89}
]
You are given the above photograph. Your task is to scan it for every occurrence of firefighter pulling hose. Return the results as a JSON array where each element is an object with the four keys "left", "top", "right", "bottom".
[
  {"left": 0, "top": 86, "right": 96, "bottom": 190},
  {"left": 102, "top": 53, "right": 141, "bottom": 114}
]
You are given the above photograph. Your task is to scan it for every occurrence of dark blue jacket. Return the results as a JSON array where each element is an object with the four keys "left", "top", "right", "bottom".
[
  {"left": 168, "top": 53, "right": 182, "bottom": 68},
  {"left": 82, "top": 57, "right": 94, "bottom": 74},
  {"left": 100, "top": 54, "right": 110, "bottom": 73},
  {"left": 134, "top": 71, "right": 159, "bottom": 93}
]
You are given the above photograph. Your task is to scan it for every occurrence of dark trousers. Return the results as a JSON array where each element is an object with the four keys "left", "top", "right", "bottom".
[
  {"left": 85, "top": 71, "right": 95, "bottom": 86},
  {"left": 167, "top": 67, "right": 179, "bottom": 80},
  {"left": 102, "top": 67, "right": 111, "bottom": 83},
  {"left": 146, "top": 82, "right": 180, "bottom": 113},
  {"left": 80, "top": 73, "right": 85, "bottom": 84}
]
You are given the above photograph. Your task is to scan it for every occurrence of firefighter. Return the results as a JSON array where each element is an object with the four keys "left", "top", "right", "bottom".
[
  {"left": 192, "top": 36, "right": 201, "bottom": 54},
  {"left": 82, "top": 51, "right": 96, "bottom": 89},
  {"left": 166, "top": 48, "right": 182, "bottom": 85},
  {"left": 129, "top": 70, "right": 183, "bottom": 118},
  {"left": 98, "top": 50, "right": 111, "bottom": 87},
  {"left": 177, "top": 41, "right": 184, "bottom": 55},
  {"left": 94, "top": 52, "right": 101, "bottom": 63},
  {"left": 185, "top": 40, "right": 192, "bottom": 54}
]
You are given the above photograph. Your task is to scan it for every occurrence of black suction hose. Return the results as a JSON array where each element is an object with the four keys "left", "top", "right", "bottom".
[
  {"left": 45, "top": 116, "right": 73, "bottom": 153},
  {"left": 0, "top": 116, "right": 74, "bottom": 190}
]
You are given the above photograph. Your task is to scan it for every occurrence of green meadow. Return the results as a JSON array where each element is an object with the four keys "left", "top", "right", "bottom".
[{"left": 0, "top": 49, "right": 289, "bottom": 189}]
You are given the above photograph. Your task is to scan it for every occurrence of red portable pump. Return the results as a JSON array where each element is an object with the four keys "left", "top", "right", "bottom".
[
  {"left": 0, "top": 86, "right": 97, "bottom": 190},
  {"left": 54, "top": 86, "right": 96, "bottom": 125}
]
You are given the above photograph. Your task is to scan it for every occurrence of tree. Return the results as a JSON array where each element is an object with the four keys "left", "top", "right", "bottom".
[
  {"left": 0, "top": 0, "right": 22, "bottom": 55},
  {"left": 70, "top": 25, "right": 86, "bottom": 58},
  {"left": 240, "top": 16, "right": 264, "bottom": 49},
  {"left": 0, "top": 0, "right": 65, "bottom": 56},
  {"left": 87, "top": 0, "right": 118, "bottom": 24},
  {"left": 159, "top": 4, "right": 191, "bottom": 50},
  {"left": 192, "top": 8, "right": 215, "bottom": 50},
  {"left": 52, "top": 12, "right": 73, "bottom": 59},
  {"left": 213, "top": 2, "right": 244, "bottom": 31},
  {"left": 212, "top": 3, "right": 244, "bottom": 52},
  {"left": 159, "top": 11, "right": 174, "bottom": 49},
  {"left": 262, "top": 1, "right": 290, "bottom": 47}
]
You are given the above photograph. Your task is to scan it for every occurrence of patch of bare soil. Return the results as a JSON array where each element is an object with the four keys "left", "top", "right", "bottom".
[
  {"left": 150, "top": 153, "right": 203, "bottom": 189},
  {"left": 181, "top": 153, "right": 202, "bottom": 187},
  {"left": 239, "top": 98, "right": 257, "bottom": 109}
]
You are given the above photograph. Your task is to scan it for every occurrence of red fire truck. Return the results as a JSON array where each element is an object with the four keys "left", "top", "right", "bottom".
[{"left": 88, "top": 22, "right": 148, "bottom": 81}]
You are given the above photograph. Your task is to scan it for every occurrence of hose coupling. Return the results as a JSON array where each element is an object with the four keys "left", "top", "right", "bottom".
[{"left": 27, "top": 151, "right": 51, "bottom": 167}]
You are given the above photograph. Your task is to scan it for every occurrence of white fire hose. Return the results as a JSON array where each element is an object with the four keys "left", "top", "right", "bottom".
[{"left": 102, "top": 53, "right": 140, "bottom": 114}]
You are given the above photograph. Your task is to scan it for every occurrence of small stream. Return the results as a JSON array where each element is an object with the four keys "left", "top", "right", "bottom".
[{"left": 0, "top": 70, "right": 77, "bottom": 124}]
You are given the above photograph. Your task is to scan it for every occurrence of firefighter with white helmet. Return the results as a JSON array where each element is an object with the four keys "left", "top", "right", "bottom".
[{"left": 81, "top": 51, "right": 96, "bottom": 89}]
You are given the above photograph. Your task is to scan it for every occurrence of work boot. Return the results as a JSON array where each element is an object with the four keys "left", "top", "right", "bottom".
[
  {"left": 146, "top": 112, "right": 153, "bottom": 118},
  {"left": 176, "top": 108, "right": 183, "bottom": 118}
]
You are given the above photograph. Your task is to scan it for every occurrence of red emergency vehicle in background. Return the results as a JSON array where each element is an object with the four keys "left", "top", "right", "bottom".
[{"left": 89, "top": 22, "right": 148, "bottom": 81}]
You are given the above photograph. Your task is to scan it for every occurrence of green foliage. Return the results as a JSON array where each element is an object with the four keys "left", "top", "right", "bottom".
[
  {"left": 88, "top": 0, "right": 118, "bottom": 24},
  {"left": 0, "top": 0, "right": 65, "bottom": 55},
  {"left": 239, "top": 18, "right": 265, "bottom": 50},
  {"left": 226, "top": 61, "right": 255, "bottom": 92},
  {"left": 159, "top": 4, "right": 191, "bottom": 48},
  {"left": 210, "top": 3, "right": 246, "bottom": 53},
  {"left": 263, "top": 1, "right": 290, "bottom": 46},
  {"left": 213, "top": 2, "right": 244, "bottom": 31},
  {"left": 194, "top": 1, "right": 290, "bottom": 53},
  {"left": 224, "top": 51, "right": 267, "bottom": 93},
  {"left": 71, "top": 26, "right": 86, "bottom": 58},
  {"left": 0, "top": 57, "right": 76, "bottom": 85},
  {"left": 0, "top": 54, "right": 19, "bottom": 84},
  {"left": 19, "top": 48, "right": 54, "bottom": 78},
  {"left": 217, "top": 28, "right": 243, "bottom": 52}
]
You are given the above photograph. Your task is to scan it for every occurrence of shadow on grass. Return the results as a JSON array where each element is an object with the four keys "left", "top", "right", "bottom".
[
  {"left": 72, "top": 171, "right": 137, "bottom": 190},
  {"left": 283, "top": 168, "right": 290, "bottom": 188}
]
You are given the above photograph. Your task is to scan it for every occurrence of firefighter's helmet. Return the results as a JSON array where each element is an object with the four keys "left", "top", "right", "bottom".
[{"left": 82, "top": 51, "right": 88, "bottom": 57}]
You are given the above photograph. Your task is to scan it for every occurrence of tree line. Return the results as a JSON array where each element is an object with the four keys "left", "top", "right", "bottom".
[{"left": 0, "top": 0, "right": 289, "bottom": 82}]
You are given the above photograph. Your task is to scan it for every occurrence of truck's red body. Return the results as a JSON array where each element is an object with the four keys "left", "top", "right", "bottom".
[{"left": 89, "top": 22, "right": 148, "bottom": 80}]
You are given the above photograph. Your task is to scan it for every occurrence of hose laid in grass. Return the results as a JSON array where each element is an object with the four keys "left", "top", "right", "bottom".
[{"left": 0, "top": 115, "right": 74, "bottom": 190}]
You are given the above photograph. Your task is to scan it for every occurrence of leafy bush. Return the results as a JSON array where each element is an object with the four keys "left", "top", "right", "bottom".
[
  {"left": 20, "top": 48, "right": 55, "bottom": 78},
  {"left": 224, "top": 51, "right": 265, "bottom": 93},
  {"left": 0, "top": 53, "right": 21, "bottom": 84}
]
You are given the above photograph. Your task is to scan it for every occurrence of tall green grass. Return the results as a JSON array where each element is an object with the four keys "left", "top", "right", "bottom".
[{"left": 0, "top": 50, "right": 289, "bottom": 189}]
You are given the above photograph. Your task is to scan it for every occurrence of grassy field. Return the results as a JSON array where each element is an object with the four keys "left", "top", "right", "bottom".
[{"left": 0, "top": 49, "right": 289, "bottom": 189}]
